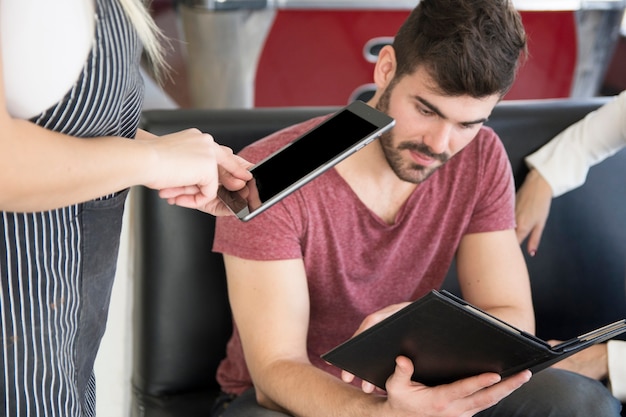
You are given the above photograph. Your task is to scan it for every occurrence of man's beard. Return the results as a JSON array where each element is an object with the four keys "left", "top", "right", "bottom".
[{"left": 375, "top": 85, "right": 449, "bottom": 184}]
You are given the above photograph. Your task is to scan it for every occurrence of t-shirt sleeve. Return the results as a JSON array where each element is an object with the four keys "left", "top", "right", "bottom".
[
  {"left": 465, "top": 130, "right": 516, "bottom": 234},
  {"left": 213, "top": 195, "right": 305, "bottom": 260}
]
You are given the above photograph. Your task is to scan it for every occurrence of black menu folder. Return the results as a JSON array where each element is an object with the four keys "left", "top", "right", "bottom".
[{"left": 321, "top": 290, "right": 626, "bottom": 389}]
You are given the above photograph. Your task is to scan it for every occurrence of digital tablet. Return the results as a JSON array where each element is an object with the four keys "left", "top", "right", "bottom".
[{"left": 218, "top": 100, "right": 395, "bottom": 221}]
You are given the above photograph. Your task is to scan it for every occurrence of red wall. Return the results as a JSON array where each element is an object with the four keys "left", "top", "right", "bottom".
[{"left": 255, "top": 10, "right": 578, "bottom": 107}]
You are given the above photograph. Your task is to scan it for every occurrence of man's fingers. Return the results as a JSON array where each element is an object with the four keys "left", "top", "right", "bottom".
[
  {"left": 341, "top": 370, "right": 355, "bottom": 383},
  {"left": 388, "top": 356, "right": 415, "bottom": 387}
]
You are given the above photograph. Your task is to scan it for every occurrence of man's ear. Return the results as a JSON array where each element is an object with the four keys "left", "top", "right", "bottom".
[{"left": 373, "top": 45, "right": 397, "bottom": 89}]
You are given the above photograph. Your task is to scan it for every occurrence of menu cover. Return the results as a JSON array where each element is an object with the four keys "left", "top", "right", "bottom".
[{"left": 322, "top": 290, "right": 626, "bottom": 389}]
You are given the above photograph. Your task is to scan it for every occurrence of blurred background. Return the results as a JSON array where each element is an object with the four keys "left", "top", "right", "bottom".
[{"left": 148, "top": 0, "right": 626, "bottom": 109}]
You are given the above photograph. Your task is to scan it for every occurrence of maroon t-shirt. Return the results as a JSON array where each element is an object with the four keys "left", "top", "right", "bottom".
[{"left": 213, "top": 116, "right": 515, "bottom": 395}]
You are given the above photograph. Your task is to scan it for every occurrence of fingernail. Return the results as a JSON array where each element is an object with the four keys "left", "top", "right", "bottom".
[{"left": 529, "top": 250, "right": 536, "bottom": 257}]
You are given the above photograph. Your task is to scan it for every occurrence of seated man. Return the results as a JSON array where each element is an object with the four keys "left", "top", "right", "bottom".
[{"left": 212, "top": 0, "right": 621, "bottom": 416}]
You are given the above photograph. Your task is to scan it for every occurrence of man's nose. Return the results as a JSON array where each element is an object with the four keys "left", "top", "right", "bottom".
[{"left": 423, "top": 121, "right": 452, "bottom": 155}]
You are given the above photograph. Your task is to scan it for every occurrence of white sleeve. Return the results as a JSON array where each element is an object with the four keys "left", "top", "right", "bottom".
[
  {"left": 607, "top": 340, "right": 626, "bottom": 402},
  {"left": 524, "top": 91, "right": 626, "bottom": 197}
]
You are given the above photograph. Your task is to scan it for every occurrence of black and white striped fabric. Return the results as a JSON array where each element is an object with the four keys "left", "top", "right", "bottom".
[{"left": 0, "top": 0, "right": 144, "bottom": 415}]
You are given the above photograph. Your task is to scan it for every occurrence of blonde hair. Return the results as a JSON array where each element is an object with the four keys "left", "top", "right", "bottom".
[{"left": 118, "top": 0, "right": 169, "bottom": 81}]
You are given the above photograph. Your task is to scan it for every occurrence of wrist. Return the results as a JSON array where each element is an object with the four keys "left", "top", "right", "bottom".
[
  {"left": 130, "top": 135, "right": 162, "bottom": 189},
  {"left": 526, "top": 168, "right": 554, "bottom": 197}
]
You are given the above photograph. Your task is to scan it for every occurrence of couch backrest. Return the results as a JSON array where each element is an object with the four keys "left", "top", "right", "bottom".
[{"left": 132, "top": 98, "right": 626, "bottom": 417}]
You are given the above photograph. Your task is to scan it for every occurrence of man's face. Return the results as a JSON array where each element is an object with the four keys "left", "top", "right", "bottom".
[{"left": 374, "top": 66, "right": 500, "bottom": 184}]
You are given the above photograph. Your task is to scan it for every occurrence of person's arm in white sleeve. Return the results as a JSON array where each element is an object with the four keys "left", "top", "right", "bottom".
[
  {"left": 607, "top": 340, "right": 626, "bottom": 402},
  {"left": 516, "top": 92, "right": 626, "bottom": 254},
  {"left": 524, "top": 91, "right": 626, "bottom": 197}
]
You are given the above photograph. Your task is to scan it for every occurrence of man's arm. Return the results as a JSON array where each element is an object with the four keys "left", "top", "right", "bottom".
[
  {"left": 223, "top": 255, "right": 383, "bottom": 415},
  {"left": 455, "top": 229, "right": 535, "bottom": 333},
  {"left": 224, "top": 254, "right": 531, "bottom": 417}
]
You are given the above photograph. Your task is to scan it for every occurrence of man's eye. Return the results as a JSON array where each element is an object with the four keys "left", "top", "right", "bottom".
[{"left": 418, "top": 107, "right": 433, "bottom": 116}]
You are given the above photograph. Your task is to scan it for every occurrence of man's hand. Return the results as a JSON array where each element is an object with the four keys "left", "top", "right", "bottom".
[
  {"left": 340, "top": 303, "right": 532, "bottom": 416},
  {"left": 382, "top": 356, "right": 531, "bottom": 417}
]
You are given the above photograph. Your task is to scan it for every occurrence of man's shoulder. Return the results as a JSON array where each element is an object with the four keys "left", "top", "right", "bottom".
[
  {"left": 476, "top": 124, "right": 499, "bottom": 142},
  {"left": 464, "top": 124, "right": 505, "bottom": 156}
]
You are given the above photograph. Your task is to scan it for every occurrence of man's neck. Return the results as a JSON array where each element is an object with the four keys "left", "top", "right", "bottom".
[{"left": 335, "top": 141, "right": 418, "bottom": 225}]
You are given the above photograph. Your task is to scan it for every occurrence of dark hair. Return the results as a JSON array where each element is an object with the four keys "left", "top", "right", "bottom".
[{"left": 391, "top": 0, "right": 527, "bottom": 97}]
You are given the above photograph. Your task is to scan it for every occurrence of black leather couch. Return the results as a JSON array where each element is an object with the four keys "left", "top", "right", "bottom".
[{"left": 131, "top": 98, "right": 626, "bottom": 417}]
